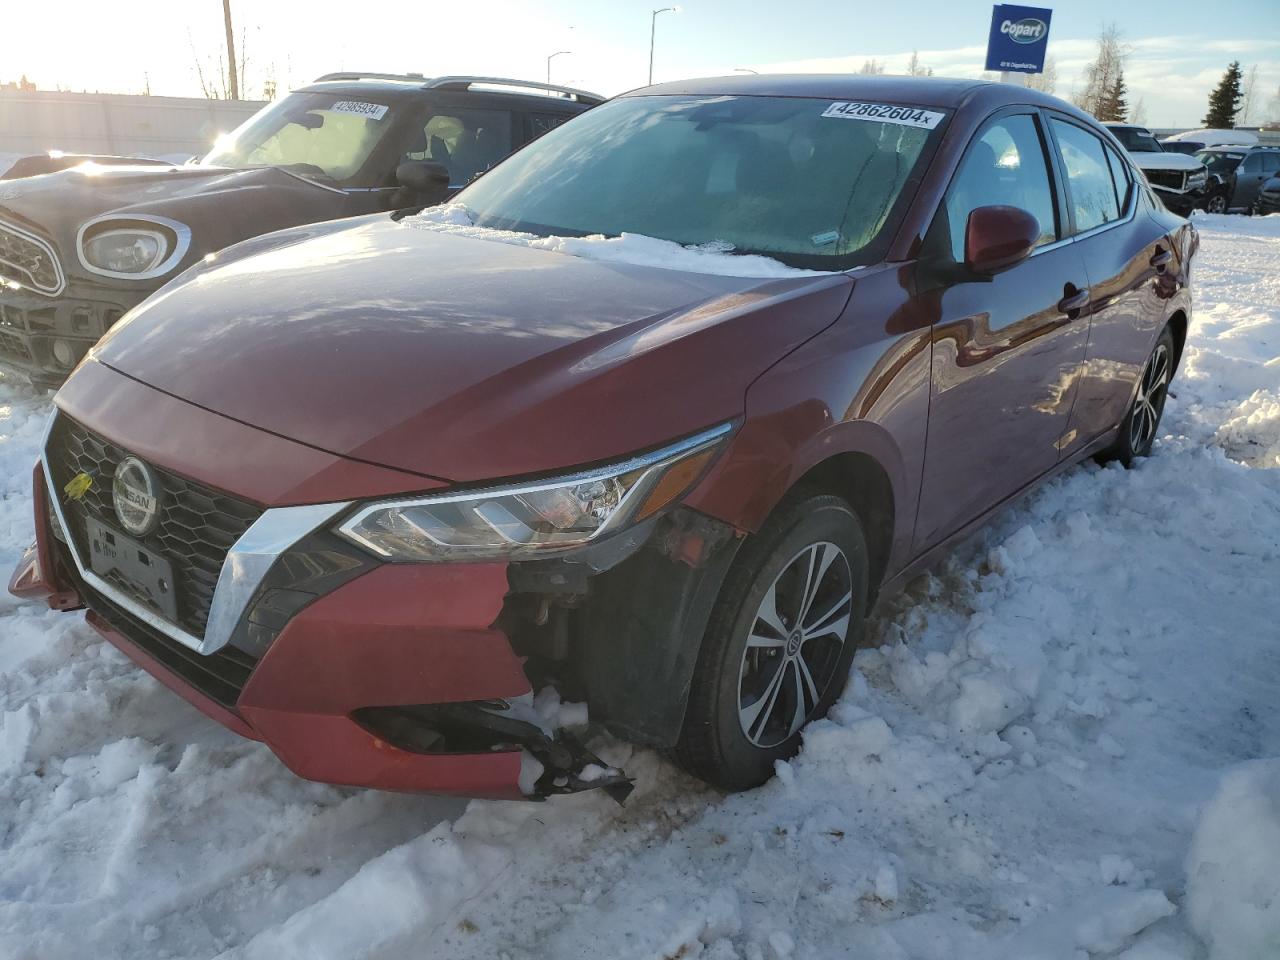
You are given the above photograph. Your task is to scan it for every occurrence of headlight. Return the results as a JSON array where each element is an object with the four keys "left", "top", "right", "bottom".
[
  {"left": 337, "top": 424, "right": 732, "bottom": 561},
  {"left": 83, "top": 228, "right": 168, "bottom": 273},
  {"left": 77, "top": 215, "right": 191, "bottom": 279}
]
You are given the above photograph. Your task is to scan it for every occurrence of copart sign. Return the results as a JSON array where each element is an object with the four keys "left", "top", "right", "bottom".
[{"left": 984, "top": 3, "right": 1053, "bottom": 75}]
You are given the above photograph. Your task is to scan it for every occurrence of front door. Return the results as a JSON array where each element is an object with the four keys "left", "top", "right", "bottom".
[
  {"left": 1233, "top": 151, "right": 1280, "bottom": 208},
  {"left": 913, "top": 109, "right": 1091, "bottom": 551}
]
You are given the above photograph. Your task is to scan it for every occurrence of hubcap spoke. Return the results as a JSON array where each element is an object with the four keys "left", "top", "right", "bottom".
[
  {"left": 803, "top": 589, "right": 852, "bottom": 638},
  {"left": 747, "top": 632, "right": 786, "bottom": 649},
  {"left": 789, "top": 662, "right": 808, "bottom": 736},
  {"left": 740, "top": 657, "right": 787, "bottom": 741},
  {"left": 795, "top": 654, "right": 821, "bottom": 708},
  {"left": 756, "top": 581, "right": 788, "bottom": 637}
]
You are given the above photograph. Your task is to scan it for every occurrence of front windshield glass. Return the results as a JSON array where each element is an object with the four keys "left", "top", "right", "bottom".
[
  {"left": 201, "top": 92, "right": 397, "bottom": 182},
  {"left": 1112, "top": 127, "right": 1162, "bottom": 152},
  {"left": 1195, "top": 150, "right": 1245, "bottom": 173},
  {"left": 454, "top": 94, "right": 947, "bottom": 269}
]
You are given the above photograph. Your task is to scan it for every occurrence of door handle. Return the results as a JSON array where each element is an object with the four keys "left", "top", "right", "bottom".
[
  {"left": 1150, "top": 248, "right": 1173, "bottom": 272},
  {"left": 1057, "top": 284, "right": 1090, "bottom": 317}
]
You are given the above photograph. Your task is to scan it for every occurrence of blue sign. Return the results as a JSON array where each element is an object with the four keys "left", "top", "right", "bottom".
[{"left": 985, "top": 4, "right": 1052, "bottom": 74}]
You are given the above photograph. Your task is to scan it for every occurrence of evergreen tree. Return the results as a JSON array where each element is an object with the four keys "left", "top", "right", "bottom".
[
  {"left": 1098, "top": 69, "right": 1129, "bottom": 122},
  {"left": 1204, "top": 62, "right": 1244, "bottom": 128}
]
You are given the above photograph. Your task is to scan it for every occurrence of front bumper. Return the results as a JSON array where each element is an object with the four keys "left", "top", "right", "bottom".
[
  {"left": 13, "top": 467, "right": 544, "bottom": 798},
  {"left": 1152, "top": 185, "right": 1205, "bottom": 216},
  {"left": 0, "top": 288, "right": 137, "bottom": 384}
]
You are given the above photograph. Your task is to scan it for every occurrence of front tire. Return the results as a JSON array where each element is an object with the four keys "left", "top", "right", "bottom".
[
  {"left": 1101, "top": 326, "right": 1176, "bottom": 466},
  {"left": 1204, "top": 193, "right": 1228, "bottom": 214},
  {"left": 675, "top": 494, "right": 869, "bottom": 791}
]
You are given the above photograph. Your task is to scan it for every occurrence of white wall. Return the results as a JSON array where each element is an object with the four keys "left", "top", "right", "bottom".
[{"left": 0, "top": 90, "right": 266, "bottom": 160}]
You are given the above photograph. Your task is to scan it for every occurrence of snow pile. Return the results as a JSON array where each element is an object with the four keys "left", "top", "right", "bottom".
[
  {"left": 0, "top": 153, "right": 20, "bottom": 177},
  {"left": 1185, "top": 760, "right": 1280, "bottom": 959},
  {"left": 406, "top": 202, "right": 828, "bottom": 278},
  {"left": 0, "top": 216, "right": 1278, "bottom": 959}
]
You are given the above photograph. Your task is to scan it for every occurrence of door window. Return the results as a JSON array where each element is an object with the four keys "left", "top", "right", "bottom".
[
  {"left": 1104, "top": 144, "right": 1132, "bottom": 211},
  {"left": 404, "top": 108, "right": 514, "bottom": 187},
  {"left": 530, "top": 113, "right": 572, "bottom": 138},
  {"left": 942, "top": 114, "right": 1058, "bottom": 261},
  {"left": 1051, "top": 119, "right": 1121, "bottom": 231}
]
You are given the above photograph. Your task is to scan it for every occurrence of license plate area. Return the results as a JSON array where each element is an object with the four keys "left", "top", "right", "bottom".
[{"left": 86, "top": 516, "right": 179, "bottom": 622}]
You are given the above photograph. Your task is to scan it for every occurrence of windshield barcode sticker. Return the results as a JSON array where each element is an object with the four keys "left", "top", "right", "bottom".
[
  {"left": 330, "top": 101, "right": 389, "bottom": 120},
  {"left": 822, "top": 102, "right": 944, "bottom": 129}
]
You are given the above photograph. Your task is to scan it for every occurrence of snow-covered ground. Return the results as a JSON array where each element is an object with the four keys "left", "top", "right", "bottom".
[{"left": 2, "top": 215, "right": 1278, "bottom": 960}]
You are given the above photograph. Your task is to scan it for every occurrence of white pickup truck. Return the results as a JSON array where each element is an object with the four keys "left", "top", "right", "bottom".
[{"left": 1105, "top": 123, "right": 1208, "bottom": 216}]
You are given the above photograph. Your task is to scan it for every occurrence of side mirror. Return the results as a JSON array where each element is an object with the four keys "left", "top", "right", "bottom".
[
  {"left": 396, "top": 160, "right": 451, "bottom": 195},
  {"left": 964, "top": 205, "right": 1041, "bottom": 274}
]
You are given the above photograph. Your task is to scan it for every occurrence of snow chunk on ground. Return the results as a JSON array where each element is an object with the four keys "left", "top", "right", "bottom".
[
  {"left": 406, "top": 203, "right": 829, "bottom": 278},
  {"left": 1186, "top": 759, "right": 1280, "bottom": 959},
  {"left": 1215, "top": 388, "right": 1280, "bottom": 468}
]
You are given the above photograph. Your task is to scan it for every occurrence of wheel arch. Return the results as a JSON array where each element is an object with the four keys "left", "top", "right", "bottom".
[{"left": 786, "top": 451, "right": 896, "bottom": 598}]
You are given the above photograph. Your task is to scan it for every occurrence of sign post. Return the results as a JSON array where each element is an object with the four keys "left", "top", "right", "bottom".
[{"left": 985, "top": 4, "right": 1053, "bottom": 82}]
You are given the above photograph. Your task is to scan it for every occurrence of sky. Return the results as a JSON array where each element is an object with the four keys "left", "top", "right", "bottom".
[{"left": 3, "top": 0, "right": 1278, "bottom": 128}]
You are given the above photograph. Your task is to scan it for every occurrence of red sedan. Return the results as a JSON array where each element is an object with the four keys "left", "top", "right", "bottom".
[{"left": 11, "top": 76, "right": 1195, "bottom": 800}]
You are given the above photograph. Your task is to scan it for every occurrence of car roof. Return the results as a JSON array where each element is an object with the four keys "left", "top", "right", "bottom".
[
  {"left": 1200, "top": 143, "right": 1276, "bottom": 152},
  {"left": 296, "top": 73, "right": 604, "bottom": 106},
  {"left": 631, "top": 74, "right": 1041, "bottom": 108}
]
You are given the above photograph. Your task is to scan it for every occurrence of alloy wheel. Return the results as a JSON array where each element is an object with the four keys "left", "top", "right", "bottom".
[
  {"left": 737, "top": 541, "right": 854, "bottom": 748},
  {"left": 1206, "top": 194, "right": 1227, "bottom": 214},
  {"left": 1130, "top": 342, "right": 1170, "bottom": 453}
]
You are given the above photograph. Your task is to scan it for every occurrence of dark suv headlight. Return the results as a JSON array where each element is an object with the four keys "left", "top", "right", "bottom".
[{"left": 77, "top": 215, "right": 191, "bottom": 279}]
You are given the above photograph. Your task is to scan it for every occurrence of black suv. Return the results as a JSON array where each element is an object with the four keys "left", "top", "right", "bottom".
[
  {"left": 0, "top": 74, "right": 602, "bottom": 386},
  {"left": 1195, "top": 144, "right": 1280, "bottom": 213}
]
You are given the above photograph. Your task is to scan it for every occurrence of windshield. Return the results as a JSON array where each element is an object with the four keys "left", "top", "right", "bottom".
[
  {"left": 1196, "top": 150, "right": 1246, "bottom": 173},
  {"left": 1111, "top": 127, "right": 1162, "bottom": 152},
  {"left": 454, "top": 94, "right": 947, "bottom": 269},
  {"left": 201, "top": 91, "right": 397, "bottom": 182}
]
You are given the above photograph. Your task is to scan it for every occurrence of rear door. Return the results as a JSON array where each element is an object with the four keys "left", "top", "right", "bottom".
[
  {"left": 913, "top": 108, "right": 1092, "bottom": 551},
  {"left": 1051, "top": 115, "right": 1175, "bottom": 451}
]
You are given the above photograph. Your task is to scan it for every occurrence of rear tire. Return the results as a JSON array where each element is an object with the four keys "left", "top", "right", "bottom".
[
  {"left": 1099, "top": 326, "right": 1176, "bottom": 467},
  {"left": 675, "top": 494, "right": 869, "bottom": 791}
]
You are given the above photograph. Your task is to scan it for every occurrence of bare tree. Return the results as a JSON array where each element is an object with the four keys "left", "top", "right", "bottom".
[
  {"left": 1130, "top": 96, "right": 1148, "bottom": 126},
  {"left": 1073, "top": 23, "right": 1128, "bottom": 119},
  {"left": 1026, "top": 56, "right": 1058, "bottom": 95},
  {"left": 1266, "top": 84, "right": 1280, "bottom": 126},
  {"left": 905, "top": 51, "right": 933, "bottom": 77},
  {"left": 859, "top": 59, "right": 885, "bottom": 76},
  {"left": 1239, "top": 64, "right": 1260, "bottom": 125}
]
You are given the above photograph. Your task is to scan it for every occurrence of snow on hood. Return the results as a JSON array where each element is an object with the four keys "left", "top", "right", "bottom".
[
  {"left": 1128, "top": 151, "right": 1205, "bottom": 172},
  {"left": 406, "top": 203, "right": 832, "bottom": 279}
]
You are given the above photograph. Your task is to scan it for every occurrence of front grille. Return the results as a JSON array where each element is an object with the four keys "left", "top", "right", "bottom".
[
  {"left": 0, "top": 219, "right": 63, "bottom": 296},
  {"left": 46, "top": 414, "right": 264, "bottom": 638},
  {"left": 0, "top": 325, "right": 33, "bottom": 364},
  {"left": 1145, "top": 169, "right": 1187, "bottom": 192}
]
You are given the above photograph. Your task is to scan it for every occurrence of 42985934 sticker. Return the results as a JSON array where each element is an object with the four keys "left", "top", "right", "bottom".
[
  {"left": 329, "top": 101, "right": 390, "bottom": 121},
  {"left": 821, "top": 102, "right": 945, "bottom": 130}
]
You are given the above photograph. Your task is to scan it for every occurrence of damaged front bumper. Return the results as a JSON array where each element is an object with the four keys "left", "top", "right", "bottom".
[
  {"left": 12, "top": 462, "right": 634, "bottom": 802},
  {"left": 0, "top": 288, "right": 135, "bottom": 385}
]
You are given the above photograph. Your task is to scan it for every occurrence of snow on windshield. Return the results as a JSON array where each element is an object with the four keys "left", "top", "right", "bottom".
[{"left": 405, "top": 203, "right": 834, "bottom": 278}]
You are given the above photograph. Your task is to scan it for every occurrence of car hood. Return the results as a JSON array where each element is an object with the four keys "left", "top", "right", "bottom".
[
  {"left": 0, "top": 163, "right": 341, "bottom": 251},
  {"left": 1128, "top": 152, "right": 1205, "bottom": 172},
  {"left": 89, "top": 216, "right": 854, "bottom": 483}
]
